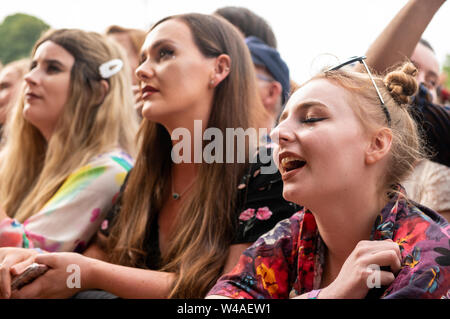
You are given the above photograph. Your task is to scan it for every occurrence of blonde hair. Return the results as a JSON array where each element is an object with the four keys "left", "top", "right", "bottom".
[
  {"left": 105, "top": 25, "right": 146, "bottom": 56},
  {"left": 106, "top": 13, "right": 266, "bottom": 298},
  {"left": 0, "top": 29, "right": 139, "bottom": 222},
  {"left": 313, "top": 61, "right": 424, "bottom": 196},
  {"left": 2, "top": 58, "right": 30, "bottom": 79},
  {"left": 0, "top": 58, "right": 30, "bottom": 126}
]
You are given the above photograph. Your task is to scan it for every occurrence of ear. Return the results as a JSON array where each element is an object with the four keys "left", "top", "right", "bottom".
[
  {"left": 263, "top": 81, "right": 282, "bottom": 115},
  {"left": 209, "top": 54, "right": 231, "bottom": 88},
  {"left": 97, "top": 80, "right": 110, "bottom": 105},
  {"left": 365, "top": 128, "right": 393, "bottom": 165}
]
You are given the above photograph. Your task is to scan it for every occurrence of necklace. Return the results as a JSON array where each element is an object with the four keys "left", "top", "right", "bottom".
[{"left": 171, "top": 174, "right": 196, "bottom": 200}]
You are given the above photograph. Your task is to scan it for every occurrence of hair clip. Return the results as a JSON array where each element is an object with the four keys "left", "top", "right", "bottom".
[{"left": 99, "top": 59, "right": 123, "bottom": 79}]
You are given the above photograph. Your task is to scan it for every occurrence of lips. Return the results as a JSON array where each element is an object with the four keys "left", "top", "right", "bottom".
[
  {"left": 278, "top": 152, "right": 307, "bottom": 176},
  {"left": 24, "top": 91, "right": 42, "bottom": 101},
  {"left": 141, "top": 85, "right": 159, "bottom": 100}
]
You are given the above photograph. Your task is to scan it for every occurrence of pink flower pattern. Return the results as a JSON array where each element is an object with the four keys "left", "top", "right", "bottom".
[
  {"left": 239, "top": 208, "right": 255, "bottom": 221},
  {"left": 256, "top": 207, "right": 273, "bottom": 220}
]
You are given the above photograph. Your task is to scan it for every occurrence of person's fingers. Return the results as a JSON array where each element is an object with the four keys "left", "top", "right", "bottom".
[
  {"left": 10, "top": 257, "right": 35, "bottom": 276},
  {"left": 354, "top": 240, "right": 401, "bottom": 261},
  {"left": 34, "top": 253, "right": 57, "bottom": 268},
  {"left": 10, "top": 275, "right": 44, "bottom": 299},
  {"left": 0, "top": 261, "right": 11, "bottom": 299},
  {"left": 0, "top": 256, "right": 18, "bottom": 299},
  {"left": 379, "top": 270, "right": 396, "bottom": 286},
  {"left": 368, "top": 250, "right": 402, "bottom": 274}
]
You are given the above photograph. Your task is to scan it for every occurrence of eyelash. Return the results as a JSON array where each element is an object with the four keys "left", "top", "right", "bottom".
[
  {"left": 301, "top": 117, "right": 327, "bottom": 124},
  {"left": 47, "top": 65, "right": 61, "bottom": 73},
  {"left": 158, "top": 47, "right": 174, "bottom": 60}
]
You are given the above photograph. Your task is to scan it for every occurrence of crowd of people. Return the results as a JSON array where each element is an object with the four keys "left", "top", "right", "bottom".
[{"left": 0, "top": 0, "right": 448, "bottom": 300}]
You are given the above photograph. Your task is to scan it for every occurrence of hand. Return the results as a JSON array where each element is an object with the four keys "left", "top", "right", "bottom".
[
  {"left": 0, "top": 247, "right": 38, "bottom": 299},
  {"left": 320, "top": 240, "right": 402, "bottom": 299},
  {"left": 10, "top": 252, "right": 93, "bottom": 299}
]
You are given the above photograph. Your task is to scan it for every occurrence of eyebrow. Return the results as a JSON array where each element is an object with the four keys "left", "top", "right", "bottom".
[
  {"left": 279, "top": 101, "right": 329, "bottom": 122},
  {"left": 31, "top": 59, "right": 66, "bottom": 69},
  {"left": 140, "top": 38, "right": 176, "bottom": 56}
]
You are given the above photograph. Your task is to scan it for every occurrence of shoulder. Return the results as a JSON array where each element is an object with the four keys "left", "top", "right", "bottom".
[
  {"left": 87, "top": 148, "right": 134, "bottom": 172},
  {"left": 394, "top": 201, "right": 448, "bottom": 252},
  {"left": 387, "top": 201, "right": 450, "bottom": 298},
  {"left": 252, "top": 211, "right": 305, "bottom": 248}
]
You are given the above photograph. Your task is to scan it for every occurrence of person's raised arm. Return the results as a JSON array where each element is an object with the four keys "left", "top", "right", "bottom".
[{"left": 364, "top": 0, "right": 446, "bottom": 73}]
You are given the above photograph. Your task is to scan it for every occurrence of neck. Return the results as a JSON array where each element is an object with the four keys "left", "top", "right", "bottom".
[
  {"left": 170, "top": 161, "right": 198, "bottom": 200},
  {"left": 309, "top": 183, "right": 386, "bottom": 269}
]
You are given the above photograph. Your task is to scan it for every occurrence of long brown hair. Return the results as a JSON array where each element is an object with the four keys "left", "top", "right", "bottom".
[
  {"left": 0, "top": 29, "right": 139, "bottom": 222},
  {"left": 106, "top": 13, "right": 266, "bottom": 298}
]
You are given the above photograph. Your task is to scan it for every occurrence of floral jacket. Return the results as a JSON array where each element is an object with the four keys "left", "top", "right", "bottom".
[{"left": 207, "top": 188, "right": 450, "bottom": 299}]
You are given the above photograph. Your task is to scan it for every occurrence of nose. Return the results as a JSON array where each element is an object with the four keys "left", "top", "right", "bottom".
[
  {"left": 135, "top": 60, "right": 155, "bottom": 82},
  {"left": 270, "top": 120, "right": 295, "bottom": 146},
  {"left": 24, "top": 68, "right": 39, "bottom": 87}
]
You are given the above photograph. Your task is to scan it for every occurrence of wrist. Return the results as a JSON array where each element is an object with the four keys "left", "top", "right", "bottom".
[{"left": 81, "top": 256, "right": 101, "bottom": 291}]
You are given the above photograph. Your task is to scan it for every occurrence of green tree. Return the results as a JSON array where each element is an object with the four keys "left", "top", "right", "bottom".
[
  {"left": 443, "top": 54, "right": 450, "bottom": 89},
  {"left": 0, "top": 13, "right": 50, "bottom": 64}
]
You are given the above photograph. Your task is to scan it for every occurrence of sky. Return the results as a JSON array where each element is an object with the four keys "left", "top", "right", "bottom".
[{"left": 1, "top": 0, "right": 449, "bottom": 84}]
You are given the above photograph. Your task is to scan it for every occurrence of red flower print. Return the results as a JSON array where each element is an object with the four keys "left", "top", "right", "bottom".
[
  {"left": 90, "top": 208, "right": 101, "bottom": 222},
  {"left": 256, "top": 207, "right": 273, "bottom": 220},
  {"left": 239, "top": 208, "right": 255, "bottom": 221}
]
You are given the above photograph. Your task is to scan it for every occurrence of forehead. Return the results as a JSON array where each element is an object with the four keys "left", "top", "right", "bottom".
[
  {"left": 34, "top": 41, "right": 75, "bottom": 64},
  {"left": 109, "top": 33, "right": 134, "bottom": 51},
  {"left": 411, "top": 43, "right": 439, "bottom": 75},
  {"left": 0, "top": 66, "right": 21, "bottom": 82},
  {"left": 143, "top": 19, "right": 193, "bottom": 50},
  {"left": 284, "top": 78, "right": 351, "bottom": 114}
]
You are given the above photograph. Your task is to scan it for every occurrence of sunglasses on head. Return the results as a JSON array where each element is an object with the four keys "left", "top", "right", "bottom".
[{"left": 326, "top": 55, "right": 391, "bottom": 127}]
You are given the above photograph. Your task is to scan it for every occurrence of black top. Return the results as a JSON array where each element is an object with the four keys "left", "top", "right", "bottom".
[
  {"left": 411, "top": 83, "right": 450, "bottom": 167},
  {"left": 100, "top": 145, "right": 300, "bottom": 270}
]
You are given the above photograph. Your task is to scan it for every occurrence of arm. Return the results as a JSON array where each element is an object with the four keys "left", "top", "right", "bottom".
[
  {"left": 10, "top": 252, "right": 175, "bottom": 299},
  {"left": 364, "top": 0, "right": 446, "bottom": 73},
  {"left": 0, "top": 150, "right": 132, "bottom": 252}
]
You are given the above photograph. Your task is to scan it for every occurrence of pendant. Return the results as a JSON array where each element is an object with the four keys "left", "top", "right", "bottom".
[{"left": 172, "top": 192, "right": 180, "bottom": 200}]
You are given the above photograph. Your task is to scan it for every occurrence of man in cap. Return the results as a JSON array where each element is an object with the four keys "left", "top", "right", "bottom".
[{"left": 245, "top": 36, "right": 290, "bottom": 130}]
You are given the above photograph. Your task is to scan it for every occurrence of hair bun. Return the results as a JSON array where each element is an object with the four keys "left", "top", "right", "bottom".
[{"left": 383, "top": 62, "right": 418, "bottom": 105}]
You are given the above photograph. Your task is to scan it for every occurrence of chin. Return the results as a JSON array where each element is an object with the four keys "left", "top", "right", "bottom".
[{"left": 282, "top": 184, "right": 303, "bottom": 206}]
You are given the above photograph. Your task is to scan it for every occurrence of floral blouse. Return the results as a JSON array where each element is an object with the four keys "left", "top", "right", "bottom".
[
  {"left": 0, "top": 149, "right": 133, "bottom": 253},
  {"left": 100, "top": 145, "right": 300, "bottom": 269},
  {"left": 207, "top": 188, "right": 450, "bottom": 299}
]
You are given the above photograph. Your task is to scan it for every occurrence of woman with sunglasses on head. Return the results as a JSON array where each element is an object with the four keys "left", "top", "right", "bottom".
[
  {"left": 0, "top": 29, "right": 139, "bottom": 295},
  {"left": 207, "top": 59, "right": 449, "bottom": 299},
  {"left": 2, "top": 13, "right": 299, "bottom": 299}
]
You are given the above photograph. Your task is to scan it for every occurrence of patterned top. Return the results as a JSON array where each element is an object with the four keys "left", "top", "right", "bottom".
[
  {"left": 100, "top": 145, "right": 300, "bottom": 269},
  {"left": 207, "top": 188, "right": 450, "bottom": 299},
  {"left": 0, "top": 149, "right": 133, "bottom": 253}
]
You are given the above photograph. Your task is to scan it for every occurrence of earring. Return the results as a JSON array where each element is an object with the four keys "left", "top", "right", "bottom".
[{"left": 210, "top": 79, "right": 215, "bottom": 87}]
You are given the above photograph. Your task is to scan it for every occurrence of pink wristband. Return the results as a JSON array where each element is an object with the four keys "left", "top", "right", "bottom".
[{"left": 307, "top": 289, "right": 322, "bottom": 299}]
